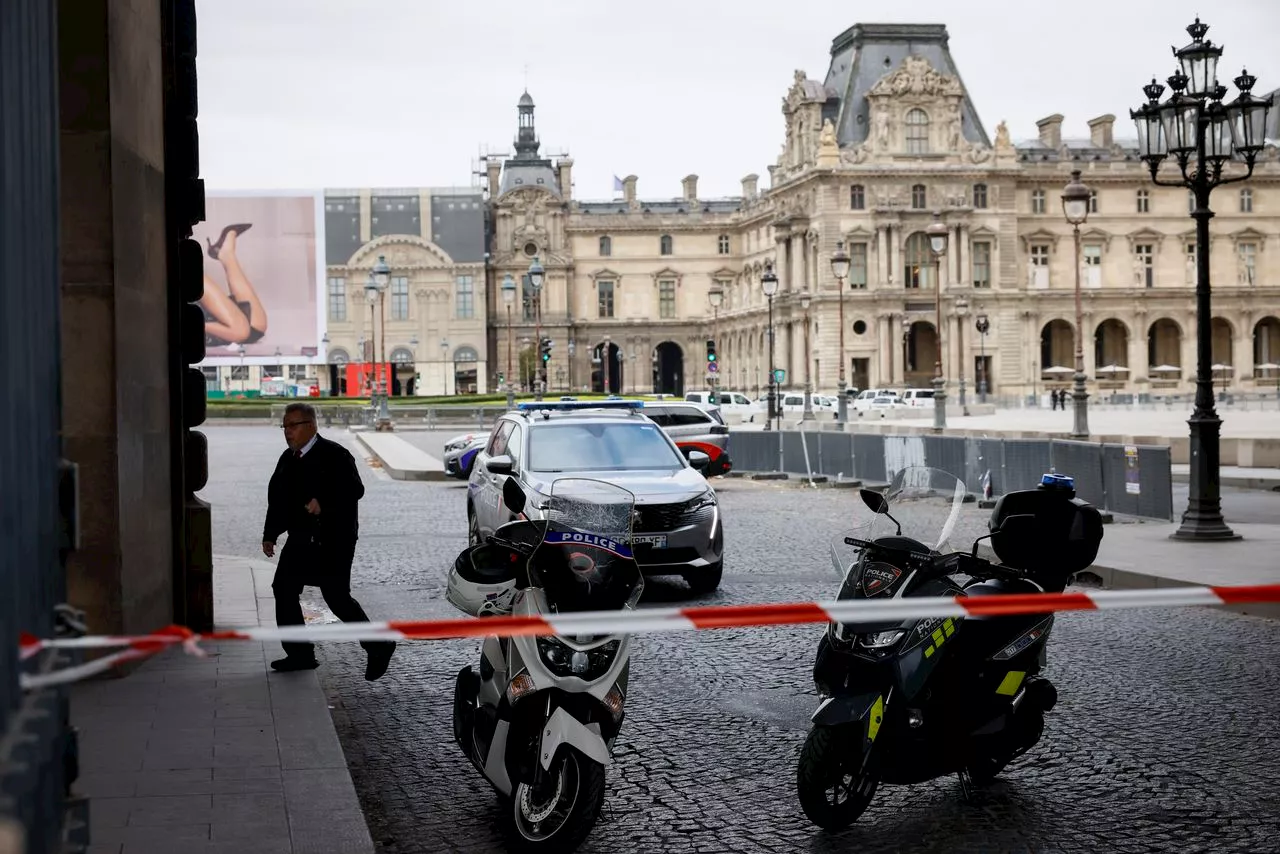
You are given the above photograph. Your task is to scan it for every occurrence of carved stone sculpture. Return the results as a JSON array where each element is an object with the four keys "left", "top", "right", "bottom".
[{"left": 995, "top": 121, "right": 1012, "bottom": 152}]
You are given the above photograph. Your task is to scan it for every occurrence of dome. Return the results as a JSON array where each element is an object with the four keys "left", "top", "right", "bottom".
[{"left": 518, "top": 90, "right": 534, "bottom": 107}]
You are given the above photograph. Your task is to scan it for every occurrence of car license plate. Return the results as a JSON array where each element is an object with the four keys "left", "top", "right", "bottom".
[{"left": 632, "top": 535, "right": 667, "bottom": 548}]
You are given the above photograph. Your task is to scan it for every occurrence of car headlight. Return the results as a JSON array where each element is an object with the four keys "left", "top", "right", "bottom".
[
  {"left": 536, "top": 637, "right": 620, "bottom": 679},
  {"left": 685, "top": 490, "right": 717, "bottom": 513}
]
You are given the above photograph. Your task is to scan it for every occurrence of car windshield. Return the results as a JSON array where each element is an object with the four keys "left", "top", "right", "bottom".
[{"left": 529, "top": 421, "right": 683, "bottom": 472}]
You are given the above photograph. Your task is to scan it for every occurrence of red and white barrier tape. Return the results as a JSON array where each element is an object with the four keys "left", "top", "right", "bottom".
[{"left": 18, "top": 583, "right": 1280, "bottom": 689}]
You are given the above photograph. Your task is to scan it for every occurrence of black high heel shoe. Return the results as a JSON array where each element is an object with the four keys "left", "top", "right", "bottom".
[{"left": 207, "top": 223, "right": 252, "bottom": 260}]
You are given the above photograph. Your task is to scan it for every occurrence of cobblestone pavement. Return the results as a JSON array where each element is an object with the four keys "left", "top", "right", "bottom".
[{"left": 201, "top": 425, "right": 1280, "bottom": 854}]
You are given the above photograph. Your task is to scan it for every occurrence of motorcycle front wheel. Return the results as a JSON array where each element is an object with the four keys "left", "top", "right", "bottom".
[
  {"left": 504, "top": 749, "right": 607, "bottom": 853},
  {"left": 796, "top": 724, "right": 879, "bottom": 830}
]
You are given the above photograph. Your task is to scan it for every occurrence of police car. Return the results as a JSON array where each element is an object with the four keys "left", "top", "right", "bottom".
[{"left": 466, "top": 400, "right": 725, "bottom": 593}]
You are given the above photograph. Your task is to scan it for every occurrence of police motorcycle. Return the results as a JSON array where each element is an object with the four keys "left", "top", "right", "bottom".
[
  {"left": 796, "top": 466, "right": 1104, "bottom": 830},
  {"left": 448, "top": 475, "right": 642, "bottom": 852}
]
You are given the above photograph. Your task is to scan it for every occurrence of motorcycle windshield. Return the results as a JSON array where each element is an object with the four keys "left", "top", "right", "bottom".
[
  {"left": 830, "top": 466, "right": 968, "bottom": 596},
  {"left": 527, "top": 478, "right": 645, "bottom": 614}
]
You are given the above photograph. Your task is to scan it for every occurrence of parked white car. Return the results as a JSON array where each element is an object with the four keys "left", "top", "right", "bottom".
[
  {"left": 685, "top": 390, "right": 762, "bottom": 422},
  {"left": 900, "top": 388, "right": 936, "bottom": 409},
  {"left": 777, "top": 392, "right": 838, "bottom": 419},
  {"left": 852, "top": 389, "right": 901, "bottom": 412}
]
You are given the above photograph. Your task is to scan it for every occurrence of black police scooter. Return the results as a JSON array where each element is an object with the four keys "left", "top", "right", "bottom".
[{"left": 796, "top": 468, "right": 1104, "bottom": 830}]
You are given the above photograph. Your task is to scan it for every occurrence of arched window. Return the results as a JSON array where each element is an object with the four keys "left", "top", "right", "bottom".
[
  {"left": 452, "top": 347, "right": 479, "bottom": 395},
  {"left": 328, "top": 348, "right": 350, "bottom": 365},
  {"left": 905, "top": 108, "right": 930, "bottom": 154},
  {"left": 904, "top": 233, "right": 934, "bottom": 289},
  {"left": 390, "top": 348, "right": 415, "bottom": 365},
  {"left": 453, "top": 346, "right": 479, "bottom": 363},
  {"left": 660, "top": 234, "right": 673, "bottom": 255},
  {"left": 599, "top": 235, "right": 612, "bottom": 256}
]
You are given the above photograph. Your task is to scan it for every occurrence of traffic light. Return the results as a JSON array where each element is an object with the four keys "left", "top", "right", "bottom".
[
  {"left": 705, "top": 338, "right": 717, "bottom": 365},
  {"left": 540, "top": 338, "right": 553, "bottom": 362}
]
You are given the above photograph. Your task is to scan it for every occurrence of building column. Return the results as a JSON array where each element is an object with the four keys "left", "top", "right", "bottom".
[
  {"left": 957, "top": 225, "right": 969, "bottom": 287},
  {"left": 1233, "top": 317, "right": 1252, "bottom": 389},
  {"left": 1128, "top": 318, "right": 1148, "bottom": 387}
]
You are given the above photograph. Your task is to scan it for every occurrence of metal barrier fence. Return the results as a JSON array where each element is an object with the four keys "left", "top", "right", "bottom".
[{"left": 729, "top": 430, "right": 1174, "bottom": 522}]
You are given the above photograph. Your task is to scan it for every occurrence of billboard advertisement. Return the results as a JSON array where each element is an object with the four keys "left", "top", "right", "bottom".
[{"left": 195, "top": 191, "right": 324, "bottom": 364}]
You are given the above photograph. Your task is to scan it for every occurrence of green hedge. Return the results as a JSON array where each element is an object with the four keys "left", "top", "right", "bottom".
[{"left": 207, "top": 392, "right": 647, "bottom": 409}]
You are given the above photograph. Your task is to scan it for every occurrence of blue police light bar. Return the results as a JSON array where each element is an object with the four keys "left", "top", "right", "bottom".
[{"left": 516, "top": 399, "right": 645, "bottom": 413}]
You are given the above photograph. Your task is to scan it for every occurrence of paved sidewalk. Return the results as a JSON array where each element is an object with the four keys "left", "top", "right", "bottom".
[
  {"left": 354, "top": 431, "right": 445, "bottom": 481},
  {"left": 1088, "top": 521, "right": 1280, "bottom": 619},
  {"left": 70, "top": 556, "right": 374, "bottom": 854},
  {"left": 1171, "top": 464, "right": 1280, "bottom": 491}
]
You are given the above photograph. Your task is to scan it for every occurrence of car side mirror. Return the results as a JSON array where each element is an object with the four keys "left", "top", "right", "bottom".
[
  {"left": 686, "top": 450, "right": 710, "bottom": 470},
  {"left": 486, "top": 454, "right": 514, "bottom": 475},
  {"left": 501, "top": 475, "right": 526, "bottom": 515}
]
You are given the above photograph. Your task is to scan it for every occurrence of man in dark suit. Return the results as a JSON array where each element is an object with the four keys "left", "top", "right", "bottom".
[{"left": 261, "top": 402, "right": 395, "bottom": 680}]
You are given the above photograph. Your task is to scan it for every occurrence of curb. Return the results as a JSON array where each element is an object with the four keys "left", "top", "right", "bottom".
[
  {"left": 354, "top": 433, "right": 447, "bottom": 482},
  {"left": 1172, "top": 471, "right": 1280, "bottom": 492},
  {"left": 1081, "top": 562, "right": 1280, "bottom": 620}
]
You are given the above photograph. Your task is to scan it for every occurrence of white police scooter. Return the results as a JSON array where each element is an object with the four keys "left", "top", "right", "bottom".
[{"left": 448, "top": 475, "right": 642, "bottom": 852}]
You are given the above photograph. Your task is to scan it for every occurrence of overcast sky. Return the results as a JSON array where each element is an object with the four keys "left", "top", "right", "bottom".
[{"left": 195, "top": 0, "right": 1279, "bottom": 200}]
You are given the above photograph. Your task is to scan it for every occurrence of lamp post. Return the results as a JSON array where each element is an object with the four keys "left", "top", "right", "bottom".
[
  {"left": 629, "top": 352, "right": 636, "bottom": 395},
  {"left": 901, "top": 317, "right": 910, "bottom": 389},
  {"left": 708, "top": 281, "right": 724, "bottom": 403},
  {"left": 236, "top": 343, "right": 246, "bottom": 394},
  {"left": 1130, "top": 17, "right": 1271, "bottom": 540},
  {"left": 1062, "top": 169, "right": 1093, "bottom": 438},
  {"left": 761, "top": 261, "right": 779, "bottom": 431},
  {"left": 567, "top": 339, "right": 576, "bottom": 391},
  {"left": 831, "top": 241, "right": 851, "bottom": 429},
  {"left": 501, "top": 273, "right": 516, "bottom": 408},
  {"left": 441, "top": 338, "right": 450, "bottom": 396},
  {"left": 366, "top": 254, "right": 393, "bottom": 430},
  {"left": 954, "top": 298, "right": 969, "bottom": 414},
  {"left": 799, "top": 291, "right": 815, "bottom": 420},
  {"left": 926, "top": 214, "right": 949, "bottom": 431},
  {"left": 616, "top": 347, "right": 625, "bottom": 395},
  {"left": 975, "top": 312, "right": 990, "bottom": 403},
  {"left": 602, "top": 335, "right": 611, "bottom": 395},
  {"left": 528, "top": 257, "right": 545, "bottom": 400}
]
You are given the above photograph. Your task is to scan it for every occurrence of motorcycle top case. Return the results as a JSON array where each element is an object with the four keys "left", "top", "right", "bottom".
[{"left": 988, "top": 488, "right": 1104, "bottom": 583}]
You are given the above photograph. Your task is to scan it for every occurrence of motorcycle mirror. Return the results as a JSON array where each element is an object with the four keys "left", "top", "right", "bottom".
[
  {"left": 859, "top": 489, "right": 889, "bottom": 514},
  {"left": 502, "top": 477, "right": 527, "bottom": 516}
]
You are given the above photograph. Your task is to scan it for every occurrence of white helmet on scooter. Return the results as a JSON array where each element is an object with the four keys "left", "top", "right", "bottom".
[{"left": 446, "top": 544, "right": 520, "bottom": 617}]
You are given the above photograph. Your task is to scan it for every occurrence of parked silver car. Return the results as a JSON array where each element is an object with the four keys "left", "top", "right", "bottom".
[
  {"left": 466, "top": 400, "right": 725, "bottom": 593},
  {"left": 442, "top": 432, "right": 486, "bottom": 480}
]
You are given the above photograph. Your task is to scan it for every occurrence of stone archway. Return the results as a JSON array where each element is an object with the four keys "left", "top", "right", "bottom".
[
  {"left": 591, "top": 341, "right": 625, "bottom": 394},
  {"left": 1040, "top": 320, "right": 1075, "bottom": 372},
  {"left": 905, "top": 321, "right": 937, "bottom": 389},
  {"left": 653, "top": 341, "right": 683, "bottom": 396}
]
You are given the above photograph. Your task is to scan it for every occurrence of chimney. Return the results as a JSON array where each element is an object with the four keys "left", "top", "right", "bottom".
[
  {"left": 1087, "top": 114, "right": 1115, "bottom": 148},
  {"left": 1036, "top": 114, "right": 1064, "bottom": 149},
  {"left": 486, "top": 160, "right": 501, "bottom": 198},
  {"left": 557, "top": 157, "right": 574, "bottom": 200},
  {"left": 767, "top": 164, "right": 778, "bottom": 186},
  {"left": 681, "top": 174, "right": 699, "bottom": 204},
  {"left": 622, "top": 175, "right": 638, "bottom": 207},
  {"left": 741, "top": 173, "right": 759, "bottom": 199}
]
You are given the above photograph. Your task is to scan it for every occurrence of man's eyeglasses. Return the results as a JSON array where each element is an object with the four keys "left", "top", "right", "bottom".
[{"left": 281, "top": 420, "right": 314, "bottom": 430}]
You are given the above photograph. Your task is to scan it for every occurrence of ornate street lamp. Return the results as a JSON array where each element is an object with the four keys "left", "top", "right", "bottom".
[
  {"left": 708, "top": 281, "right": 724, "bottom": 403},
  {"left": 975, "top": 311, "right": 990, "bottom": 402},
  {"left": 1129, "top": 17, "right": 1272, "bottom": 541},
  {"left": 954, "top": 297, "right": 969, "bottom": 414},
  {"left": 830, "top": 240, "right": 851, "bottom": 429},
  {"left": 761, "top": 261, "right": 779, "bottom": 431},
  {"left": 1062, "top": 169, "right": 1093, "bottom": 438},
  {"left": 528, "top": 257, "right": 545, "bottom": 400},
  {"left": 926, "top": 214, "right": 950, "bottom": 431},
  {"left": 799, "top": 291, "right": 814, "bottom": 420},
  {"left": 501, "top": 273, "right": 517, "bottom": 408},
  {"left": 365, "top": 255, "right": 393, "bottom": 430}
]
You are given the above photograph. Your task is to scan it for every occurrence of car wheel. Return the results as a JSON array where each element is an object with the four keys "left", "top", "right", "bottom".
[
  {"left": 467, "top": 505, "right": 481, "bottom": 547},
  {"left": 684, "top": 560, "right": 722, "bottom": 595}
]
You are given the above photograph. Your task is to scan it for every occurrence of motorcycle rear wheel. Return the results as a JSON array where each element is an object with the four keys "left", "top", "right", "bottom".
[
  {"left": 797, "top": 724, "right": 879, "bottom": 830},
  {"left": 504, "top": 749, "right": 606, "bottom": 852}
]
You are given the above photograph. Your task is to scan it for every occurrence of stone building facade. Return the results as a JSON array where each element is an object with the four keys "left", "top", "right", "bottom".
[{"left": 485, "top": 23, "right": 1280, "bottom": 401}]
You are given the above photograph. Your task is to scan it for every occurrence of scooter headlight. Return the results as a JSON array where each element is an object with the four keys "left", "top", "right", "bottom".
[
  {"left": 859, "top": 629, "right": 906, "bottom": 650},
  {"left": 536, "top": 637, "right": 621, "bottom": 679}
]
